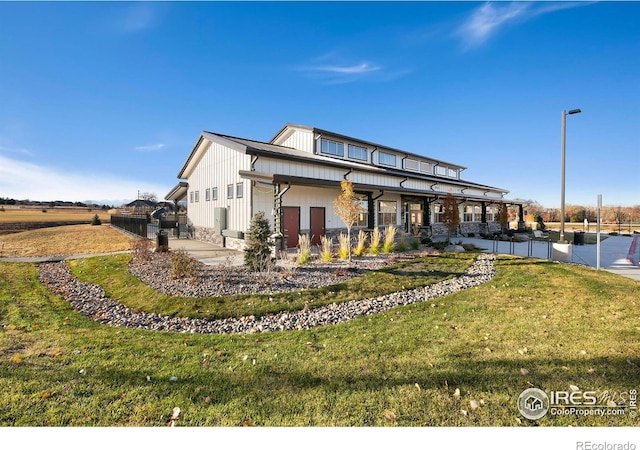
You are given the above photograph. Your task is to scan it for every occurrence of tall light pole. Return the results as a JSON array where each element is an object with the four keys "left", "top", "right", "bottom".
[{"left": 559, "top": 108, "right": 581, "bottom": 243}]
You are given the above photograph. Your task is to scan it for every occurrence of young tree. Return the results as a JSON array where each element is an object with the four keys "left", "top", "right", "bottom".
[
  {"left": 497, "top": 202, "right": 509, "bottom": 234},
  {"left": 244, "top": 211, "right": 273, "bottom": 272},
  {"left": 441, "top": 191, "right": 460, "bottom": 243},
  {"left": 332, "top": 179, "right": 364, "bottom": 261}
]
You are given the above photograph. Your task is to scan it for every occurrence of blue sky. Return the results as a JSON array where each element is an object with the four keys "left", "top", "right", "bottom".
[{"left": 0, "top": 1, "right": 638, "bottom": 207}]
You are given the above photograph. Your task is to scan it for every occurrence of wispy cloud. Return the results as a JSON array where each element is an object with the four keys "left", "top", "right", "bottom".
[
  {"left": 296, "top": 51, "right": 412, "bottom": 85},
  {"left": 298, "top": 58, "right": 382, "bottom": 85},
  {"left": 110, "top": 3, "right": 166, "bottom": 34},
  {"left": 0, "top": 145, "right": 33, "bottom": 156},
  {"left": 0, "top": 154, "right": 169, "bottom": 203},
  {"left": 456, "top": 2, "right": 593, "bottom": 49},
  {"left": 135, "top": 143, "right": 165, "bottom": 152}
]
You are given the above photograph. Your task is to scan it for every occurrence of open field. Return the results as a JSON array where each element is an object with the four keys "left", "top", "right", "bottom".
[
  {"left": 0, "top": 206, "right": 113, "bottom": 224},
  {"left": 0, "top": 224, "right": 139, "bottom": 257},
  {"left": 1, "top": 243, "right": 638, "bottom": 426}
]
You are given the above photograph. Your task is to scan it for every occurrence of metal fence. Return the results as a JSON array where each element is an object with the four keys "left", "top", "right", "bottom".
[
  {"left": 110, "top": 215, "right": 148, "bottom": 238},
  {"left": 111, "top": 215, "right": 190, "bottom": 240},
  {"left": 491, "top": 237, "right": 553, "bottom": 260}
]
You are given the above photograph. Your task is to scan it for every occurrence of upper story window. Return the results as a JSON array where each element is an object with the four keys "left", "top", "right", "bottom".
[
  {"left": 227, "top": 184, "right": 234, "bottom": 199},
  {"left": 320, "top": 139, "right": 344, "bottom": 157},
  {"left": 378, "top": 151, "right": 396, "bottom": 167},
  {"left": 435, "top": 165, "right": 447, "bottom": 176},
  {"left": 194, "top": 191, "right": 199, "bottom": 203},
  {"left": 348, "top": 144, "right": 368, "bottom": 161},
  {"left": 403, "top": 158, "right": 419, "bottom": 171},
  {"left": 448, "top": 168, "right": 458, "bottom": 178},
  {"left": 420, "top": 162, "right": 433, "bottom": 174},
  {"left": 189, "top": 192, "right": 194, "bottom": 203},
  {"left": 205, "top": 188, "right": 211, "bottom": 201},
  {"left": 212, "top": 187, "right": 218, "bottom": 201}
]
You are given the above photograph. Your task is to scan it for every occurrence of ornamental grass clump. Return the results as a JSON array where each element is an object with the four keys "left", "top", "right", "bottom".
[
  {"left": 352, "top": 230, "right": 367, "bottom": 257},
  {"left": 396, "top": 230, "right": 407, "bottom": 252},
  {"left": 319, "top": 236, "right": 333, "bottom": 262},
  {"left": 337, "top": 233, "right": 349, "bottom": 260},
  {"left": 382, "top": 224, "right": 396, "bottom": 254},
  {"left": 368, "top": 227, "right": 381, "bottom": 255},
  {"left": 296, "top": 234, "right": 311, "bottom": 265}
]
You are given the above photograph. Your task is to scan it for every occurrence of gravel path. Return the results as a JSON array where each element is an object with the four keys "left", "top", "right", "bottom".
[{"left": 36, "top": 254, "right": 496, "bottom": 335}]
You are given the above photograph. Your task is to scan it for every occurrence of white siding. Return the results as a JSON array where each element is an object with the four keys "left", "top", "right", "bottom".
[
  {"left": 187, "top": 140, "right": 251, "bottom": 232},
  {"left": 278, "top": 128, "right": 314, "bottom": 153}
]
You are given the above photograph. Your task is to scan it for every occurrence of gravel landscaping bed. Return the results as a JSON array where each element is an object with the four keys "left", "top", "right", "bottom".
[
  {"left": 36, "top": 253, "right": 496, "bottom": 335},
  {"left": 127, "top": 252, "right": 401, "bottom": 298}
]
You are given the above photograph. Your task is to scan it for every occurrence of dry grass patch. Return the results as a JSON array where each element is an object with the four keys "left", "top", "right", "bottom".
[
  {"left": 0, "top": 207, "right": 112, "bottom": 223},
  {"left": 0, "top": 224, "right": 139, "bottom": 257}
]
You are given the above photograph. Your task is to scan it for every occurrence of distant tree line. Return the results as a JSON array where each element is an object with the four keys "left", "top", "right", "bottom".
[
  {"left": 514, "top": 199, "right": 640, "bottom": 225},
  {"left": 0, "top": 197, "right": 114, "bottom": 209}
]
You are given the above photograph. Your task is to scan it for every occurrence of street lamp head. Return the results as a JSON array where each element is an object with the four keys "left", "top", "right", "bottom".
[{"left": 568, "top": 109, "right": 582, "bottom": 115}]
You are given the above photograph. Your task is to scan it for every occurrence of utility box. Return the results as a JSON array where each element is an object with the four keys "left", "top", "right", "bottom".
[{"left": 214, "top": 207, "right": 227, "bottom": 235}]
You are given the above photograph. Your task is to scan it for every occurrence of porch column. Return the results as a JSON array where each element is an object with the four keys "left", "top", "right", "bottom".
[{"left": 517, "top": 204, "right": 526, "bottom": 231}]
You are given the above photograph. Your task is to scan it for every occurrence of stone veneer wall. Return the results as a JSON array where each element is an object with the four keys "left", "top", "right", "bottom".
[{"left": 194, "top": 226, "right": 222, "bottom": 246}]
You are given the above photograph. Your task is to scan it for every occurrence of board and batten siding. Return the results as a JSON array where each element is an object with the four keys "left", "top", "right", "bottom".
[
  {"left": 275, "top": 127, "right": 314, "bottom": 154},
  {"left": 187, "top": 141, "right": 251, "bottom": 232}
]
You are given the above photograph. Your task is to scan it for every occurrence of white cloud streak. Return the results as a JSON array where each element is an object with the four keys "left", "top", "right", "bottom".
[
  {"left": 456, "top": 2, "right": 593, "bottom": 49},
  {"left": 0, "top": 154, "right": 169, "bottom": 203},
  {"left": 135, "top": 143, "right": 165, "bottom": 152}
]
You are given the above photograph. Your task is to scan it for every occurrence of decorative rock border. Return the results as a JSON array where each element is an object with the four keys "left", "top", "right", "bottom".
[{"left": 36, "top": 254, "right": 496, "bottom": 335}]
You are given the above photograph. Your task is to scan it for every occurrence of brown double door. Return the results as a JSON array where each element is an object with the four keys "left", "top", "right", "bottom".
[
  {"left": 283, "top": 206, "right": 325, "bottom": 248},
  {"left": 283, "top": 207, "right": 300, "bottom": 249},
  {"left": 310, "top": 207, "right": 325, "bottom": 246}
]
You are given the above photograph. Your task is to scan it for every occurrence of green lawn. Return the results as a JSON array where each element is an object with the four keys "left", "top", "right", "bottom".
[{"left": 1, "top": 255, "right": 638, "bottom": 426}]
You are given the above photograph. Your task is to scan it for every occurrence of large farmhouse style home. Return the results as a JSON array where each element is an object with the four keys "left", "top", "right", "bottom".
[{"left": 166, "top": 123, "right": 523, "bottom": 250}]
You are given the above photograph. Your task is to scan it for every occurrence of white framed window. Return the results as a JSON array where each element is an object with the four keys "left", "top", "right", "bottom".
[
  {"left": 403, "top": 158, "right": 419, "bottom": 171},
  {"left": 348, "top": 144, "right": 368, "bottom": 161},
  {"left": 435, "top": 166, "right": 447, "bottom": 176},
  {"left": 189, "top": 192, "right": 194, "bottom": 203},
  {"left": 378, "top": 200, "right": 397, "bottom": 226},
  {"left": 434, "top": 204, "right": 444, "bottom": 222},
  {"left": 205, "top": 188, "right": 210, "bottom": 202},
  {"left": 227, "top": 184, "right": 233, "bottom": 199},
  {"left": 463, "top": 206, "right": 475, "bottom": 222},
  {"left": 236, "top": 182, "right": 243, "bottom": 198},
  {"left": 194, "top": 191, "right": 199, "bottom": 203},
  {"left": 420, "top": 161, "right": 433, "bottom": 174},
  {"left": 212, "top": 187, "right": 218, "bottom": 201},
  {"left": 486, "top": 206, "right": 496, "bottom": 222},
  {"left": 320, "top": 139, "right": 344, "bottom": 157},
  {"left": 448, "top": 168, "right": 458, "bottom": 178},
  {"left": 378, "top": 152, "right": 396, "bottom": 167},
  {"left": 356, "top": 199, "right": 368, "bottom": 227}
]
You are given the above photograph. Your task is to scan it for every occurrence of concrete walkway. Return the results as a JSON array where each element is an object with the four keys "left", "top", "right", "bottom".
[
  {"left": 166, "top": 238, "right": 243, "bottom": 266},
  {"left": 454, "top": 234, "right": 640, "bottom": 281}
]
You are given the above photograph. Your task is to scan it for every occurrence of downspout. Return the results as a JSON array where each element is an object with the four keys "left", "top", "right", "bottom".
[
  {"left": 400, "top": 177, "right": 408, "bottom": 187},
  {"left": 250, "top": 155, "right": 259, "bottom": 171},
  {"left": 274, "top": 183, "right": 291, "bottom": 251},
  {"left": 343, "top": 169, "right": 352, "bottom": 180},
  {"left": 371, "top": 146, "right": 378, "bottom": 164},
  {"left": 371, "top": 190, "right": 384, "bottom": 228}
]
